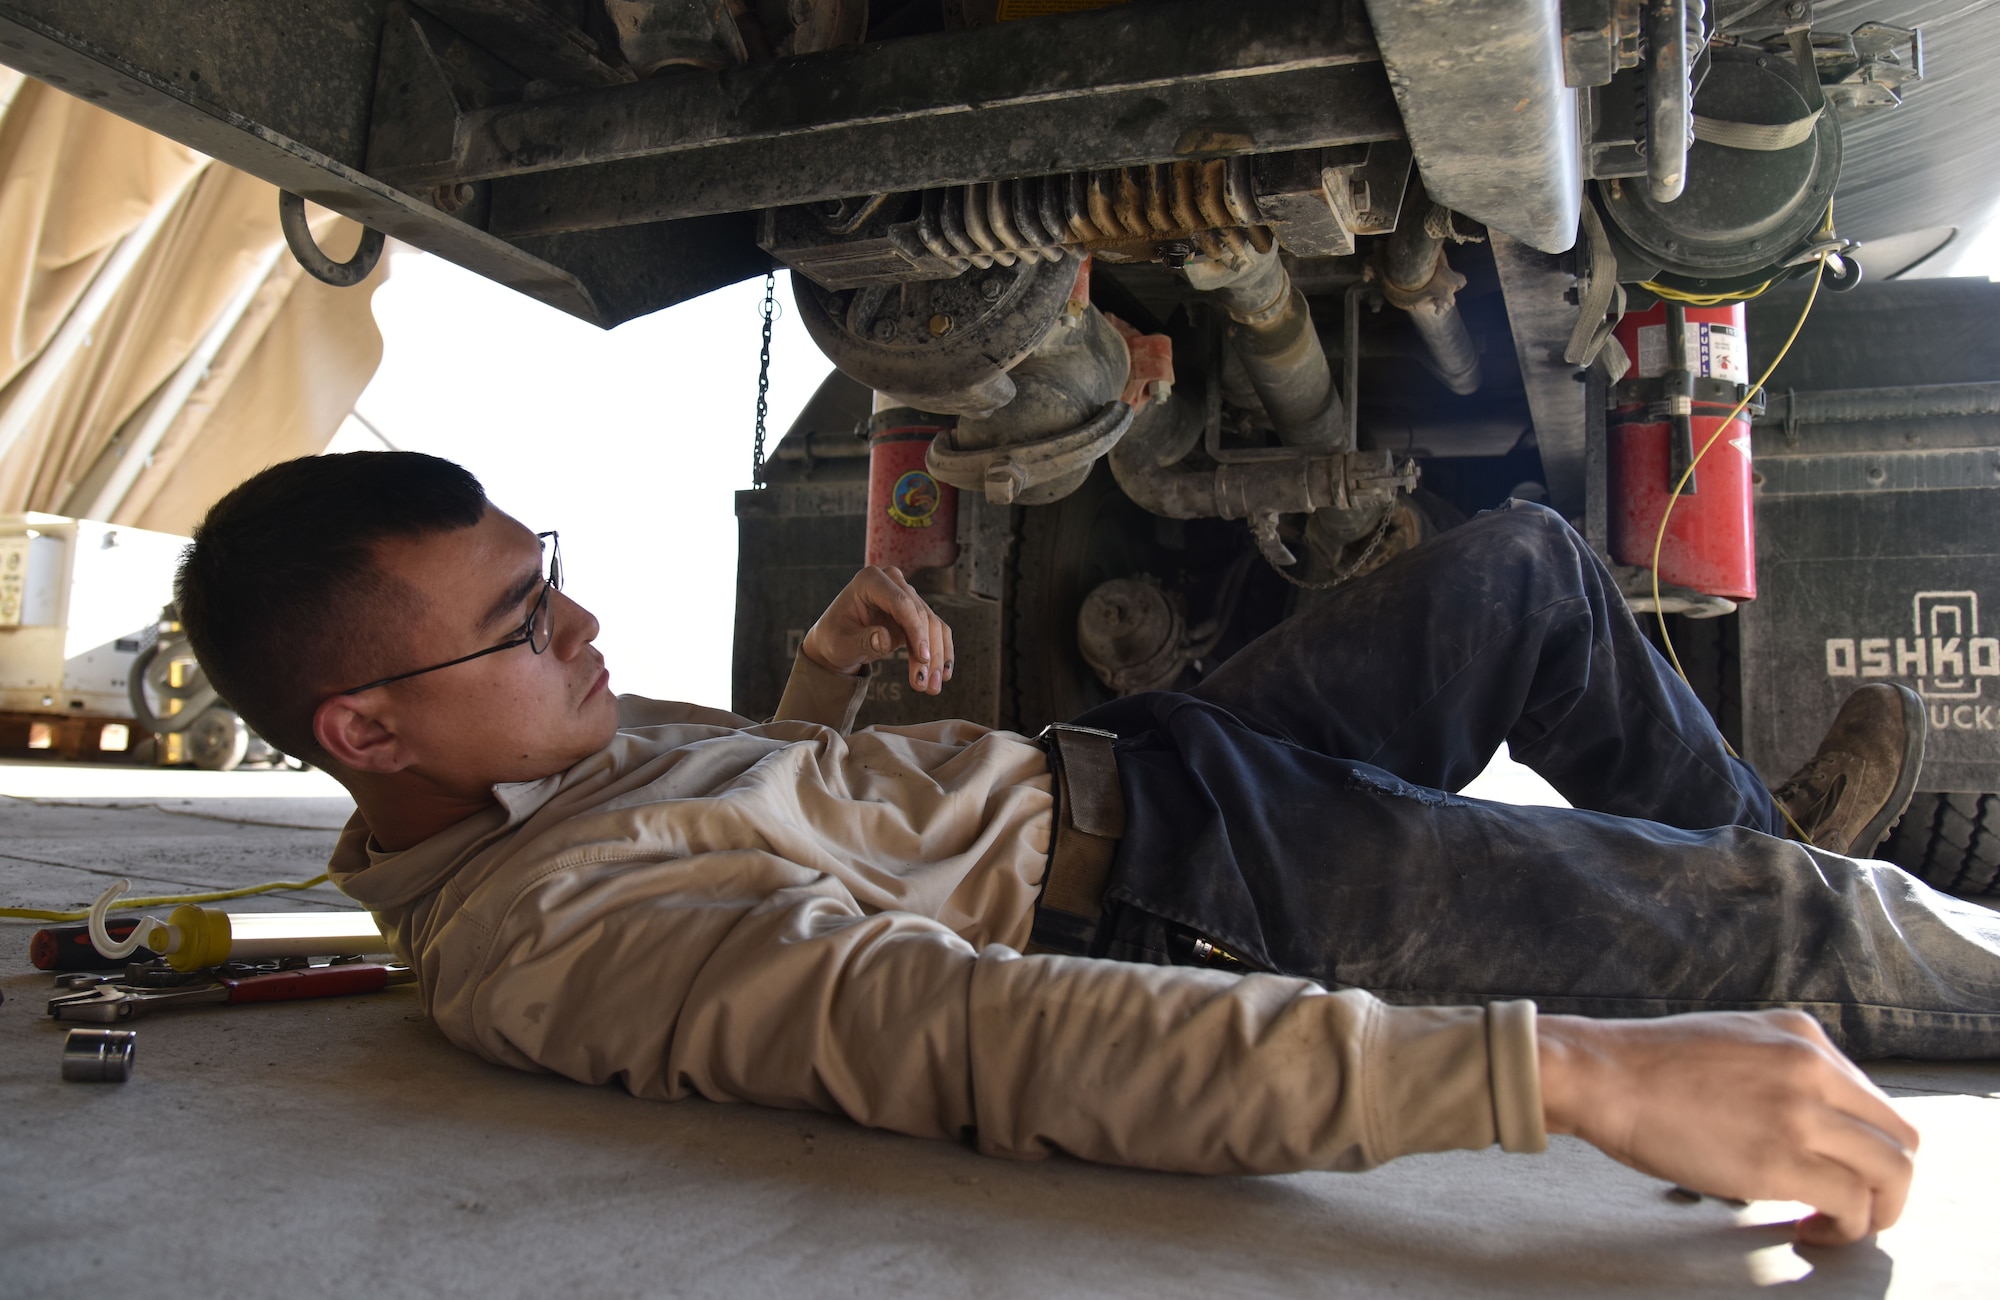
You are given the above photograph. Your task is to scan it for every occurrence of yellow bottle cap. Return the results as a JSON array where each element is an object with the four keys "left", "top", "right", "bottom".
[{"left": 165, "top": 904, "right": 233, "bottom": 971}]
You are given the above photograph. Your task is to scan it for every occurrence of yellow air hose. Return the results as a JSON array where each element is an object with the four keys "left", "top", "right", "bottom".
[
  {"left": 0, "top": 874, "right": 333, "bottom": 923},
  {"left": 1646, "top": 211, "right": 1835, "bottom": 842}
]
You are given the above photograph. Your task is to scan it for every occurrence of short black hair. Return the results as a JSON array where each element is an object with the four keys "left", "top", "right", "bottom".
[{"left": 175, "top": 451, "right": 488, "bottom": 761}]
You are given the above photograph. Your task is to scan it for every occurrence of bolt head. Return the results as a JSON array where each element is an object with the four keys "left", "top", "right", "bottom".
[
  {"left": 984, "top": 461, "right": 1026, "bottom": 505},
  {"left": 871, "top": 319, "right": 897, "bottom": 342},
  {"left": 928, "top": 313, "right": 954, "bottom": 337},
  {"left": 431, "top": 182, "right": 477, "bottom": 213},
  {"left": 978, "top": 277, "right": 1004, "bottom": 301},
  {"left": 1785, "top": 0, "right": 1806, "bottom": 18}
]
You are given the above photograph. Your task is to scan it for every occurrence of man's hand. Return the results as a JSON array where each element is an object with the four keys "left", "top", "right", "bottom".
[
  {"left": 1539, "top": 1010, "right": 1919, "bottom": 1246},
  {"left": 800, "top": 566, "right": 955, "bottom": 696}
]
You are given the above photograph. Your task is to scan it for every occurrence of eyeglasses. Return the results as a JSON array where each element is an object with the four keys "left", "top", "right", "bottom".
[{"left": 335, "top": 531, "right": 563, "bottom": 696}]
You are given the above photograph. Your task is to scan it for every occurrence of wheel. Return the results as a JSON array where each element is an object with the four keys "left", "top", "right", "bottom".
[
  {"left": 186, "top": 707, "right": 250, "bottom": 772},
  {"left": 1880, "top": 793, "right": 2000, "bottom": 897},
  {"left": 1640, "top": 609, "right": 1743, "bottom": 753},
  {"left": 127, "top": 635, "right": 219, "bottom": 734}
]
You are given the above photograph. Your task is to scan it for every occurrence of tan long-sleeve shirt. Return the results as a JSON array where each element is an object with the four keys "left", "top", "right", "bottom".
[{"left": 327, "top": 654, "right": 1547, "bottom": 1174}]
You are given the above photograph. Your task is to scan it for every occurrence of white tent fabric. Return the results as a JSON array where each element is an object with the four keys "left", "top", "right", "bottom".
[{"left": 0, "top": 70, "right": 387, "bottom": 536}]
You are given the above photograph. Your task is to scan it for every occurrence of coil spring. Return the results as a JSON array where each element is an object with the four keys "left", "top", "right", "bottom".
[{"left": 911, "top": 158, "right": 1275, "bottom": 271}]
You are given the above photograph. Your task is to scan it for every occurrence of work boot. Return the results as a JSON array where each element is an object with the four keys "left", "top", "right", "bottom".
[{"left": 1770, "top": 683, "right": 1926, "bottom": 856}]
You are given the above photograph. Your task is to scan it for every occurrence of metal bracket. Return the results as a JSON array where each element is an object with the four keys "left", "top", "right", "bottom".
[
  {"left": 278, "top": 192, "right": 386, "bottom": 288},
  {"left": 927, "top": 400, "right": 1136, "bottom": 505}
]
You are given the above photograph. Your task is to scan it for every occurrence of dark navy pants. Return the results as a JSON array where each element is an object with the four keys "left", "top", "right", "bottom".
[{"left": 1070, "top": 501, "right": 2000, "bottom": 1059}]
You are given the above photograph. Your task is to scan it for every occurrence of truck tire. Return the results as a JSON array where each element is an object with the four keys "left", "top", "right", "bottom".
[
  {"left": 1879, "top": 793, "right": 2000, "bottom": 897},
  {"left": 1639, "top": 610, "right": 1743, "bottom": 753}
]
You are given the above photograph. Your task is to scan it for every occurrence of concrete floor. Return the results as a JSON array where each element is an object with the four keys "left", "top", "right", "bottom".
[{"left": 2, "top": 761, "right": 1996, "bottom": 1299}]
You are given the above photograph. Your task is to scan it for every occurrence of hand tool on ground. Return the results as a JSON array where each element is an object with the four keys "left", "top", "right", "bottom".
[
  {"left": 47, "top": 962, "right": 412, "bottom": 1023},
  {"left": 79, "top": 879, "right": 387, "bottom": 971},
  {"left": 61, "top": 1028, "right": 136, "bottom": 1081},
  {"left": 29, "top": 917, "right": 159, "bottom": 971}
]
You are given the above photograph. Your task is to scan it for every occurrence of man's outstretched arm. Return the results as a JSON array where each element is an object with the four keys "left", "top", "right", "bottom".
[{"left": 1539, "top": 1010, "right": 1920, "bottom": 1245}]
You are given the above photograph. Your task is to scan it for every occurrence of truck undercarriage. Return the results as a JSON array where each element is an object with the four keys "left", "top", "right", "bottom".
[{"left": 5, "top": 0, "right": 1999, "bottom": 891}]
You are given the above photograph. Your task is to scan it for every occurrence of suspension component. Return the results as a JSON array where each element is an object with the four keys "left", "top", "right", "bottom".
[
  {"left": 927, "top": 301, "right": 1136, "bottom": 506},
  {"left": 1643, "top": 0, "right": 1704, "bottom": 203},
  {"left": 788, "top": 256, "right": 1083, "bottom": 416},
  {"left": 759, "top": 146, "right": 1401, "bottom": 291},
  {"left": 909, "top": 160, "right": 1272, "bottom": 272}
]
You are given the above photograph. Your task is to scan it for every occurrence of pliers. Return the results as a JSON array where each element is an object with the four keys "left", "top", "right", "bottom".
[{"left": 47, "top": 963, "right": 412, "bottom": 1023}]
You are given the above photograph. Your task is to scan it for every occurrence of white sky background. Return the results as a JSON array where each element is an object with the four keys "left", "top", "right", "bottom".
[{"left": 324, "top": 247, "right": 833, "bottom": 710}]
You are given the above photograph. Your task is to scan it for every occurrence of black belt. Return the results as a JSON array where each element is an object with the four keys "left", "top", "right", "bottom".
[{"left": 1026, "top": 724, "right": 1125, "bottom": 956}]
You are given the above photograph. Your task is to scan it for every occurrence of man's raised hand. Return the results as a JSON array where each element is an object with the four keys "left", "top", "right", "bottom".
[
  {"left": 1538, "top": 1009, "right": 1919, "bottom": 1245},
  {"left": 800, "top": 566, "right": 955, "bottom": 696}
]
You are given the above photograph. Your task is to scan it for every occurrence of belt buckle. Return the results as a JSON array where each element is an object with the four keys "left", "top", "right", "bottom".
[{"left": 1037, "top": 723, "right": 1117, "bottom": 744}]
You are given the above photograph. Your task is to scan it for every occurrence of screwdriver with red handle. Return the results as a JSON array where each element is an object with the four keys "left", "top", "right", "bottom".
[{"left": 30, "top": 918, "right": 159, "bottom": 971}]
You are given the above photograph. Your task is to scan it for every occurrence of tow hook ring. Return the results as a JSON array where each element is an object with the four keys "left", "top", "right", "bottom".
[{"left": 278, "top": 191, "right": 386, "bottom": 288}]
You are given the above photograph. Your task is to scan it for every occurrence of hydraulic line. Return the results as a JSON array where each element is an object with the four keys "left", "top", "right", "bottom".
[
  {"left": 1183, "top": 244, "right": 1344, "bottom": 448},
  {"left": 1377, "top": 180, "right": 1482, "bottom": 395}
]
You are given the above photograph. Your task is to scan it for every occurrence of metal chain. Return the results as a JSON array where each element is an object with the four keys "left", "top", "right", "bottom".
[
  {"left": 751, "top": 271, "right": 777, "bottom": 487},
  {"left": 1263, "top": 493, "right": 1404, "bottom": 591}
]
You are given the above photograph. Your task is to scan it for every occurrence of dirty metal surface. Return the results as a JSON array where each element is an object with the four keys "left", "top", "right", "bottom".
[
  {"left": 0, "top": 0, "right": 1397, "bottom": 326},
  {"left": 1362, "top": 0, "right": 1580, "bottom": 253},
  {"left": 0, "top": 0, "right": 387, "bottom": 166},
  {"left": 1740, "top": 459, "right": 2000, "bottom": 794},
  {"left": 1489, "top": 231, "right": 1591, "bottom": 519},
  {"left": 475, "top": 0, "right": 1398, "bottom": 238},
  {"left": 454, "top": 0, "right": 1378, "bottom": 181},
  {"left": 0, "top": 0, "right": 611, "bottom": 324},
  {"left": 1738, "top": 276, "right": 2000, "bottom": 793}
]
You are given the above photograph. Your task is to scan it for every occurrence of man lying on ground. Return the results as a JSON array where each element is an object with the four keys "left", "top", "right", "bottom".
[{"left": 176, "top": 451, "right": 2000, "bottom": 1246}]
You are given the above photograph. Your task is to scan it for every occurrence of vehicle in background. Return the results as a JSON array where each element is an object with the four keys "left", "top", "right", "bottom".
[{"left": 0, "top": 514, "right": 284, "bottom": 770}]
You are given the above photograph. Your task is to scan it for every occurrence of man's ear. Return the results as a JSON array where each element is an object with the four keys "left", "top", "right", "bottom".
[{"left": 313, "top": 694, "right": 411, "bottom": 774}]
